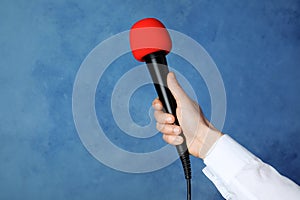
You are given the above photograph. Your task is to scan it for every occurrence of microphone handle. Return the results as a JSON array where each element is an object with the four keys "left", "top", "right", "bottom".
[{"left": 144, "top": 51, "right": 191, "bottom": 179}]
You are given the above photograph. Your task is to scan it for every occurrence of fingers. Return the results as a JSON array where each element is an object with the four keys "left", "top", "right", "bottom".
[
  {"left": 154, "top": 110, "right": 175, "bottom": 123},
  {"left": 151, "top": 92, "right": 184, "bottom": 146},
  {"left": 163, "top": 134, "right": 184, "bottom": 145},
  {"left": 152, "top": 98, "right": 163, "bottom": 111},
  {"left": 156, "top": 123, "right": 181, "bottom": 135}
]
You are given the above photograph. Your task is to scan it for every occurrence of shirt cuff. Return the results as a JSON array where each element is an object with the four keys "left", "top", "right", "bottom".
[{"left": 203, "top": 135, "right": 257, "bottom": 185}]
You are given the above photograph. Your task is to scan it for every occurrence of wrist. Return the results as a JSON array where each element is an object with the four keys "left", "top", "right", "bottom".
[{"left": 198, "top": 127, "right": 223, "bottom": 159}]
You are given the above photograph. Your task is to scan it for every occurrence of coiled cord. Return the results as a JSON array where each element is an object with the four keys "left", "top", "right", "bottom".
[{"left": 179, "top": 147, "right": 192, "bottom": 200}]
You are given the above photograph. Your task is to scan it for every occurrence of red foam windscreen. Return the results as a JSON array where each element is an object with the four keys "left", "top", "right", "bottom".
[{"left": 129, "top": 18, "right": 172, "bottom": 62}]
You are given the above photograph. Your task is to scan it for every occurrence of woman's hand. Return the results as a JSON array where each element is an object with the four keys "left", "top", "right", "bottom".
[{"left": 152, "top": 72, "right": 223, "bottom": 159}]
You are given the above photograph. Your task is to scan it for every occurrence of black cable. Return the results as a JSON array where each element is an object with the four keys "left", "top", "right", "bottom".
[
  {"left": 179, "top": 150, "right": 192, "bottom": 200},
  {"left": 186, "top": 179, "right": 191, "bottom": 200}
]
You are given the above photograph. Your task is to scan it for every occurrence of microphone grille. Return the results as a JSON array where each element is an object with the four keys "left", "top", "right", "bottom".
[{"left": 130, "top": 18, "right": 172, "bottom": 62}]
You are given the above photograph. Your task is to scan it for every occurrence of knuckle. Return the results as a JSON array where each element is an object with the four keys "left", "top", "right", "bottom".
[
  {"left": 156, "top": 122, "right": 166, "bottom": 132},
  {"left": 156, "top": 122, "right": 161, "bottom": 131},
  {"left": 163, "top": 134, "right": 170, "bottom": 143},
  {"left": 156, "top": 112, "right": 167, "bottom": 123},
  {"left": 154, "top": 111, "right": 160, "bottom": 121},
  {"left": 163, "top": 134, "right": 175, "bottom": 145}
]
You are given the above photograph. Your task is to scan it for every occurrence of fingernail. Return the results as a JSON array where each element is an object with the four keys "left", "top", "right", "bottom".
[
  {"left": 174, "top": 127, "right": 181, "bottom": 134},
  {"left": 175, "top": 137, "right": 183, "bottom": 145},
  {"left": 167, "top": 117, "right": 172, "bottom": 122}
]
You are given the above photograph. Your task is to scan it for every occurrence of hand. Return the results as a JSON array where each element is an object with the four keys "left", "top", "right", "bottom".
[{"left": 152, "top": 72, "right": 223, "bottom": 159}]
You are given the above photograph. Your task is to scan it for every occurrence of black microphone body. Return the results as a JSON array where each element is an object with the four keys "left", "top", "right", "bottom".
[{"left": 144, "top": 51, "right": 191, "bottom": 180}]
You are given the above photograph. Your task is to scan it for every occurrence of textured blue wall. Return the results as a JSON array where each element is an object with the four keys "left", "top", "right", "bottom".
[{"left": 0, "top": 0, "right": 299, "bottom": 199}]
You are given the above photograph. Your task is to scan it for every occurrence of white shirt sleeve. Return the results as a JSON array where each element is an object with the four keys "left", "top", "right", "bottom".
[{"left": 202, "top": 135, "right": 300, "bottom": 200}]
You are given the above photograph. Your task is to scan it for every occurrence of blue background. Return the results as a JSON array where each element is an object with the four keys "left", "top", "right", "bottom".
[{"left": 0, "top": 0, "right": 299, "bottom": 199}]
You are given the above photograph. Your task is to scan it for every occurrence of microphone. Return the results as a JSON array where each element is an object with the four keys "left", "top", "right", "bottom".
[{"left": 129, "top": 18, "right": 192, "bottom": 183}]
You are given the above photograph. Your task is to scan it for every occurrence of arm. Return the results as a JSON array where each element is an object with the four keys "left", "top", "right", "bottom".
[
  {"left": 153, "top": 72, "right": 300, "bottom": 199},
  {"left": 203, "top": 135, "right": 300, "bottom": 199}
]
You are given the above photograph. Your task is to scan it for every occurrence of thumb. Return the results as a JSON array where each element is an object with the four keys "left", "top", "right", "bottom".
[{"left": 167, "top": 72, "right": 188, "bottom": 107}]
